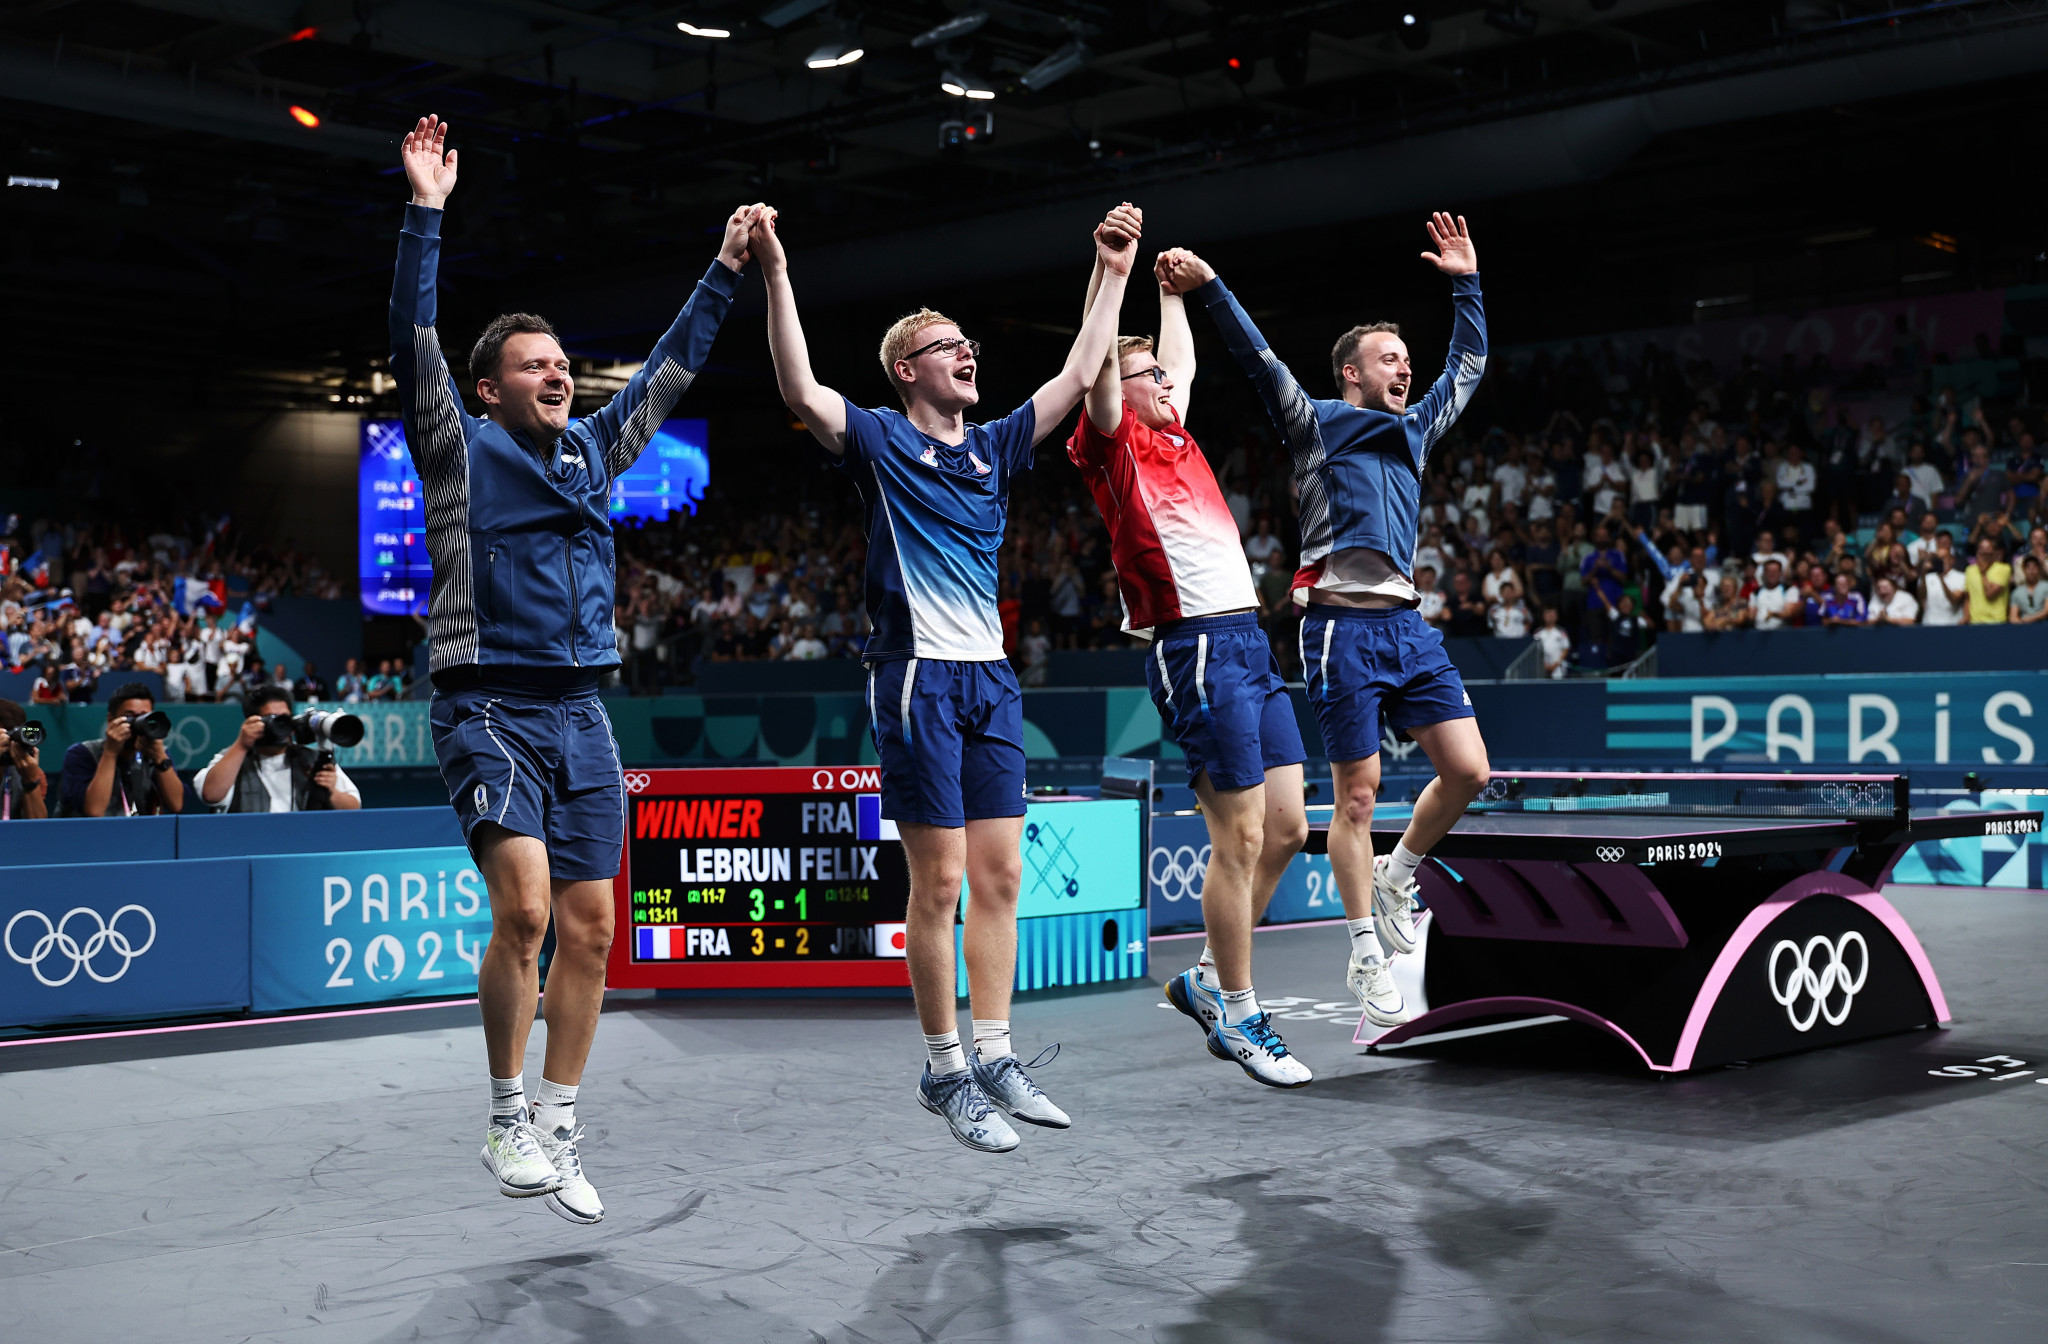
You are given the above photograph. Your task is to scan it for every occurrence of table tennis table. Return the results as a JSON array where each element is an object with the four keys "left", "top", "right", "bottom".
[{"left": 1302, "top": 772, "right": 2041, "bottom": 1073}]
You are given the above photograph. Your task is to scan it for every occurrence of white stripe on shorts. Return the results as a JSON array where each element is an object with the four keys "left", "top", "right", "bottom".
[
  {"left": 1194, "top": 633, "right": 1210, "bottom": 710},
  {"left": 899, "top": 658, "right": 919, "bottom": 742},
  {"left": 1154, "top": 641, "right": 1174, "bottom": 708}
]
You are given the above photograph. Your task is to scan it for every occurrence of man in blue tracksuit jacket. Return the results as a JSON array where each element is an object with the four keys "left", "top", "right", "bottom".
[
  {"left": 1167, "top": 213, "right": 1492, "bottom": 1031},
  {"left": 392, "top": 115, "right": 760, "bottom": 1223}
]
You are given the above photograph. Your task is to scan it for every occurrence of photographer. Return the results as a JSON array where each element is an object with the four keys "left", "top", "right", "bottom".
[
  {"left": 0, "top": 698, "right": 49, "bottom": 820},
  {"left": 193, "top": 684, "right": 361, "bottom": 812},
  {"left": 57, "top": 682, "right": 185, "bottom": 817}
]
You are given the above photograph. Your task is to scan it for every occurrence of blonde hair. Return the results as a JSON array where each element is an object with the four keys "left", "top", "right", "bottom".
[
  {"left": 878, "top": 308, "right": 960, "bottom": 401},
  {"left": 1115, "top": 335, "right": 1154, "bottom": 372}
]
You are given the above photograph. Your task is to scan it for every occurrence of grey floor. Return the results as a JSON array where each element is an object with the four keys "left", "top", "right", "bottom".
[{"left": 3, "top": 886, "right": 2046, "bottom": 1343}]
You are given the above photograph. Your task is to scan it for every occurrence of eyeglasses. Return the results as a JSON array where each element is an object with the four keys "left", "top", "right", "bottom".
[
  {"left": 904, "top": 336, "right": 980, "bottom": 361},
  {"left": 1120, "top": 366, "right": 1168, "bottom": 385}
]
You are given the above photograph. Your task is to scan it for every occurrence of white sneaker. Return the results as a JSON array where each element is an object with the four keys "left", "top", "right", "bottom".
[
  {"left": 917, "top": 1064, "right": 1021, "bottom": 1153},
  {"left": 1205, "top": 1013, "right": 1314, "bottom": 1089},
  {"left": 973, "top": 1051, "right": 1072, "bottom": 1129},
  {"left": 480, "top": 1114, "right": 563, "bottom": 1198},
  {"left": 1372, "top": 855, "right": 1420, "bottom": 957},
  {"left": 1348, "top": 952, "right": 1407, "bottom": 1027},
  {"left": 535, "top": 1120, "right": 604, "bottom": 1224}
]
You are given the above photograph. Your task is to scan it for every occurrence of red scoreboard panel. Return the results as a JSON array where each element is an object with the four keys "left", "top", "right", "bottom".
[{"left": 606, "top": 766, "right": 913, "bottom": 990}]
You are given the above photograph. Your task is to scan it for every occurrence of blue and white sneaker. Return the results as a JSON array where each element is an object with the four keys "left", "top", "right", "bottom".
[
  {"left": 1205, "top": 1013, "right": 1314, "bottom": 1089},
  {"left": 973, "top": 1049, "right": 1072, "bottom": 1129},
  {"left": 1165, "top": 968, "right": 1225, "bottom": 1035},
  {"left": 917, "top": 1065, "right": 1020, "bottom": 1153},
  {"left": 1349, "top": 951, "right": 1408, "bottom": 1027},
  {"left": 1372, "top": 855, "right": 1420, "bottom": 957}
]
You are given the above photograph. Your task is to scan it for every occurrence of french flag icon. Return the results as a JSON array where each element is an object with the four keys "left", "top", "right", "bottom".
[
  {"left": 636, "top": 926, "right": 683, "bottom": 960},
  {"left": 873, "top": 923, "right": 908, "bottom": 958},
  {"left": 856, "top": 794, "right": 899, "bottom": 841}
]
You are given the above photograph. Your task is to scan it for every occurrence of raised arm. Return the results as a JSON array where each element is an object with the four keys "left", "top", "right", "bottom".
[
  {"left": 389, "top": 116, "right": 476, "bottom": 491},
  {"left": 575, "top": 204, "right": 759, "bottom": 478},
  {"left": 1179, "top": 251, "right": 1321, "bottom": 466},
  {"left": 1029, "top": 203, "right": 1142, "bottom": 446},
  {"left": 1409, "top": 212, "right": 1487, "bottom": 453},
  {"left": 749, "top": 209, "right": 849, "bottom": 455},
  {"left": 1153, "top": 248, "right": 1197, "bottom": 420},
  {"left": 1078, "top": 253, "right": 1123, "bottom": 437}
]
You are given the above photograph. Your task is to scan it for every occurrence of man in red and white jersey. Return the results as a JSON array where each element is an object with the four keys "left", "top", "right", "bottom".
[{"left": 1067, "top": 248, "right": 1312, "bottom": 1088}]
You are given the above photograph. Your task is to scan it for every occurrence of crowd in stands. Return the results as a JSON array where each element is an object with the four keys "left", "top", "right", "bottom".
[
  {"left": 11, "top": 315, "right": 2036, "bottom": 693},
  {"left": 0, "top": 516, "right": 413, "bottom": 703}
]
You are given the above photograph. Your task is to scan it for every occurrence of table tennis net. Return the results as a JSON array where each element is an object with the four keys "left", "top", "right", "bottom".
[{"left": 1465, "top": 773, "right": 1906, "bottom": 820}]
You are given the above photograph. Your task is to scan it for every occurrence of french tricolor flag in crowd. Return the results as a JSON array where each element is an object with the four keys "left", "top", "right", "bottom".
[
  {"left": 637, "top": 926, "right": 684, "bottom": 960},
  {"left": 856, "top": 794, "right": 899, "bottom": 841},
  {"left": 20, "top": 550, "right": 49, "bottom": 588},
  {"left": 173, "top": 577, "right": 225, "bottom": 615}
]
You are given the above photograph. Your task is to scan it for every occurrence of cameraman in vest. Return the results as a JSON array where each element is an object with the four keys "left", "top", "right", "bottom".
[{"left": 193, "top": 684, "right": 361, "bottom": 812}]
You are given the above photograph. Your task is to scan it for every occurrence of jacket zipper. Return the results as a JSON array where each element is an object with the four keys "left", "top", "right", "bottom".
[{"left": 566, "top": 535, "right": 581, "bottom": 666}]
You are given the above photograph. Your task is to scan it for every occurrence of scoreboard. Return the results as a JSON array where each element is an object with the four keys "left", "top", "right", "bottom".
[{"left": 606, "top": 765, "right": 912, "bottom": 989}]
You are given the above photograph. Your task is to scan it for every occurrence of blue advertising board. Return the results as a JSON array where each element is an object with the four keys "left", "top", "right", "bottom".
[
  {"left": 249, "top": 846, "right": 492, "bottom": 1013},
  {"left": 2, "top": 858, "right": 251, "bottom": 1028},
  {"left": 1604, "top": 672, "right": 2048, "bottom": 765}
]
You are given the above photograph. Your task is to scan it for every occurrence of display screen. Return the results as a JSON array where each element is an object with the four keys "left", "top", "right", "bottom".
[
  {"left": 360, "top": 419, "right": 431, "bottom": 617},
  {"left": 626, "top": 790, "right": 909, "bottom": 965},
  {"left": 358, "top": 415, "right": 710, "bottom": 616}
]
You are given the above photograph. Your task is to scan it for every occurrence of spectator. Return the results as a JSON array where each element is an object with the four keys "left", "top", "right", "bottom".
[
  {"left": 1776, "top": 443, "right": 1816, "bottom": 520},
  {"left": 1534, "top": 607, "right": 1572, "bottom": 678},
  {"left": 1415, "top": 565, "right": 1447, "bottom": 627},
  {"left": 1243, "top": 517, "right": 1283, "bottom": 571},
  {"left": 193, "top": 684, "right": 360, "bottom": 813},
  {"left": 1905, "top": 514, "right": 1946, "bottom": 569},
  {"left": 1018, "top": 619, "right": 1052, "bottom": 687},
  {"left": 57, "top": 682, "right": 184, "bottom": 817},
  {"left": 335, "top": 657, "right": 370, "bottom": 703},
  {"left": 1666, "top": 571, "right": 1706, "bottom": 633},
  {"left": 1703, "top": 576, "right": 1750, "bottom": 631},
  {"left": 1819, "top": 574, "right": 1866, "bottom": 626},
  {"left": 1966, "top": 538, "right": 2012, "bottom": 625},
  {"left": 294, "top": 661, "right": 327, "bottom": 702},
  {"left": 1902, "top": 442, "right": 1946, "bottom": 507},
  {"left": 30, "top": 660, "right": 66, "bottom": 706},
  {"left": 1922, "top": 550, "right": 1970, "bottom": 626},
  {"left": 1489, "top": 579, "right": 1532, "bottom": 638},
  {"left": 1750, "top": 560, "right": 1799, "bottom": 631},
  {"left": 1446, "top": 569, "right": 1489, "bottom": 636},
  {"left": 0, "top": 698, "right": 50, "bottom": 820},
  {"left": 784, "top": 623, "right": 827, "bottom": 660},
  {"left": 1866, "top": 575, "right": 1919, "bottom": 626},
  {"left": 1955, "top": 442, "right": 2012, "bottom": 524},
  {"left": 1608, "top": 593, "right": 1646, "bottom": 664},
  {"left": 2010, "top": 555, "right": 2048, "bottom": 625}
]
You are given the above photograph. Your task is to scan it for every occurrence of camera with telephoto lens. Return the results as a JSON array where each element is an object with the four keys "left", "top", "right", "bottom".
[
  {"left": 126, "top": 710, "right": 171, "bottom": 741},
  {"left": 293, "top": 709, "right": 365, "bottom": 771},
  {"left": 12, "top": 720, "right": 45, "bottom": 749},
  {"left": 258, "top": 713, "right": 296, "bottom": 748}
]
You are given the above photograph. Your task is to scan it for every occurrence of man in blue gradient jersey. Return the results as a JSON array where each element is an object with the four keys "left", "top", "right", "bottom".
[
  {"left": 392, "top": 115, "right": 760, "bottom": 1222},
  {"left": 1170, "top": 213, "right": 1492, "bottom": 1032},
  {"left": 749, "top": 201, "right": 1142, "bottom": 1154}
]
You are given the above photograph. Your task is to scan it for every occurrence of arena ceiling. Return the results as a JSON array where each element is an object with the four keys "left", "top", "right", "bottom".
[{"left": 5, "top": 0, "right": 2048, "bottom": 417}]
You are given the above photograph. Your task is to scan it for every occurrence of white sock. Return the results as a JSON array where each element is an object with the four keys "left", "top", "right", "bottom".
[
  {"left": 1346, "top": 917, "right": 1378, "bottom": 960},
  {"left": 1196, "top": 945, "right": 1218, "bottom": 988},
  {"left": 529, "top": 1077, "right": 578, "bottom": 1134},
  {"left": 925, "top": 1030, "right": 968, "bottom": 1076},
  {"left": 971, "top": 1019, "right": 1013, "bottom": 1062},
  {"left": 1220, "top": 986, "right": 1261, "bottom": 1025},
  {"left": 489, "top": 1073, "right": 525, "bottom": 1125},
  {"left": 1387, "top": 841, "right": 1425, "bottom": 885}
]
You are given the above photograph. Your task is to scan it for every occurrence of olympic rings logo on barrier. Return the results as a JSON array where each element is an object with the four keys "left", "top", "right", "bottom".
[
  {"left": 1768, "top": 931, "right": 1868, "bottom": 1031},
  {"left": 1819, "top": 782, "right": 1888, "bottom": 811},
  {"left": 5, "top": 905, "right": 158, "bottom": 987},
  {"left": 1477, "top": 778, "right": 1510, "bottom": 803},
  {"left": 1149, "top": 844, "right": 1210, "bottom": 902},
  {"left": 1594, "top": 846, "right": 1628, "bottom": 863},
  {"left": 623, "top": 773, "right": 652, "bottom": 793}
]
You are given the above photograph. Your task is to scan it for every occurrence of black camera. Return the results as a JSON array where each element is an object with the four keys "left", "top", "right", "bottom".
[
  {"left": 127, "top": 710, "right": 172, "bottom": 741},
  {"left": 259, "top": 713, "right": 296, "bottom": 747},
  {"left": 293, "top": 709, "right": 365, "bottom": 771},
  {"left": 11, "top": 720, "right": 44, "bottom": 749}
]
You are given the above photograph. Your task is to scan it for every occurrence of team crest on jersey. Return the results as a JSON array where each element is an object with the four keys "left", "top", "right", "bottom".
[
  {"left": 920, "top": 446, "right": 939, "bottom": 466},
  {"left": 968, "top": 451, "right": 991, "bottom": 476},
  {"left": 560, "top": 451, "right": 585, "bottom": 469},
  {"left": 474, "top": 784, "right": 488, "bottom": 815}
]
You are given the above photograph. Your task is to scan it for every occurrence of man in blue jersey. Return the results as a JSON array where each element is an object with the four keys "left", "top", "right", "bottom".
[
  {"left": 1169, "top": 213, "right": 1491, "bottom": 1029},
  {"left": 394, "top": 116, "right": 760, "bottom": 1220},
  {"left": 749, "top": 201, "right": 1142, "bottom": 1152}
]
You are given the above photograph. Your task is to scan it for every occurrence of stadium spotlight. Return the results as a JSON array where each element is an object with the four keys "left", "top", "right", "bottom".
[
  {"left": 1398, "top": 9, "right": 1432, "bottom": 52},
  {"left": 677, "top": 21, "right": 732, "bottom": 38},
  {"left": 1021, "top": 39, "right": 1089, "bottom": 91},
  {"left": 1222, "top": 51, "right": 1255, "bottom": 86},
  {"left": 1484, "top": 2, "right": 1539, "bottom": 36},
  {"left": 288, "top": 105, "right": 321, "bottom": 128},
  {"left": 941, "top": 70, "right": 995, "bottom": 100},
  {"left": 806, "top": 37, "right": 863, "bottom": 68},
  {"left": 913, "top": 11, "right": 989, "bottom": 48}
]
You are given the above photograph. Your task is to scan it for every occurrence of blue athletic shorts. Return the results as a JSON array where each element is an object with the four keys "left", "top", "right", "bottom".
[
  {"left": 1300, "top": 603, "right": 1474, "bottom": 763},
  {"left": 429, "top": 688, "right": 626, "bottom": 881},
  {"left": 867, "top": 657, "right": 1027, "bottom": 828},
  {"left": 1146, "top": 612, "right": 1306, "bottom": 790}
]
